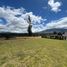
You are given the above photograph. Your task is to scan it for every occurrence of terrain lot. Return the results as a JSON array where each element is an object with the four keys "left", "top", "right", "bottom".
[{"left": 0, "top": 38, "right": 67, "bottom": 67}]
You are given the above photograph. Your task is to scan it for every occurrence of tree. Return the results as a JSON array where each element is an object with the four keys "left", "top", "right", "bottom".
[
  {"left": 27, "top": 15, "right": 32, "bottom": 36},
  {"left": 53, "top": 31, "right": 57, "bottom": 34}
]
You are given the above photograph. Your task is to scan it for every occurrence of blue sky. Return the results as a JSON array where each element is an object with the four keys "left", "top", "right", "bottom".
[{"left": 0, "top": 0, "right": 67, "bottom": 33}]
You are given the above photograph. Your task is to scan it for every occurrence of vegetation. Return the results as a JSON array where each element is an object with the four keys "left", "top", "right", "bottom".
[
  {"left": 27, "top": 15, "right": 32, "bottom": 36},
  {"left": 0, "top": 38, "right": 67, "bottom": 67}
]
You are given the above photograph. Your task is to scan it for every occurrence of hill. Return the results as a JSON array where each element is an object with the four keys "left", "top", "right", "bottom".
[{"left": 40, "top": 28, "right": 67, "bottom": 34}]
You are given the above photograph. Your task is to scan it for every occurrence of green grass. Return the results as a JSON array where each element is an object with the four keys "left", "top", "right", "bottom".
[{"left": 0, "top": 38, "right": 67, "bottom": 67}]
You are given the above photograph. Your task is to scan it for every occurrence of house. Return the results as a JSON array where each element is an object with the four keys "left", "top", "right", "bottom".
[{"left": 63, "top": 32, "right": 67, "bottom": 40}]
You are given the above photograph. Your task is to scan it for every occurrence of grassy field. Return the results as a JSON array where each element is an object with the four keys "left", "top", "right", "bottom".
[{"left": 0, "top": 38, "right": 67, "bottom": 67}]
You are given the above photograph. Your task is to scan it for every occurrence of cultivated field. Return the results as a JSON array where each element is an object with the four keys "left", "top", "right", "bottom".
[{"left": 0, "top": 38, "right": 67, "bottom": 67}]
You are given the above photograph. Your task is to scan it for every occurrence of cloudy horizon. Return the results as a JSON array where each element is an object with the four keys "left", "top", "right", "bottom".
[{"left": 0, "top": 0, "right": 67, "bottom": 33}]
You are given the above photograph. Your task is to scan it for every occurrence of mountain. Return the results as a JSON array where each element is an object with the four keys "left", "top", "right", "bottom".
[{"left": 39, "top": 28, "right": 67, "bottom": 34}]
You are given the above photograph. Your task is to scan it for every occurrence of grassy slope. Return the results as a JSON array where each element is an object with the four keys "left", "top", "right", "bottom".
[{"left": 0, "top": 38, "right": 67, "bottom": 67}]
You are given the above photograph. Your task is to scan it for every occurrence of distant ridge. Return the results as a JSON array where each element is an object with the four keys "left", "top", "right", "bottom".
[{"left": 40, "top": 28, "right": 67, "bottom": 34}]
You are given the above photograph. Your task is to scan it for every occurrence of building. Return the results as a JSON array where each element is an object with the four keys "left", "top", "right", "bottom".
[
  {"left": 63, "top": 32, "right": 67, "bottom": 40},
  {"left": 41, "top": 32, "right": 67, "bottom": 40}
]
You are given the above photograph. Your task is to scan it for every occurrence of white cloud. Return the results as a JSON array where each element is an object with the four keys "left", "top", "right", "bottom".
[
  {"left": 32, "top": 17, "right": 67, "bottom": 32},
  {"left": 0, "top": 6, "right": 45, "bottom": 33},
  {"left": 44, "top": 17, "right": 67, "bottom": 30},
  {"left": 0, "top": 6, "right": 66, "bottom": 33},
  {"left": 48, "top": 0, "right": 62, "bottom": 12}
]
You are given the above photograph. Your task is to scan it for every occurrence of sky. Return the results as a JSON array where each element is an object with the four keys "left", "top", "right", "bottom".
[{"left": 0, "top": 0, "right": 67, "bottom": 33}]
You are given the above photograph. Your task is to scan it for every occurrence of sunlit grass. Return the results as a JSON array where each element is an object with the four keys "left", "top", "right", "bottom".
[{"left": 0, "top": 38, "right": 67, "bottom": 67}]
